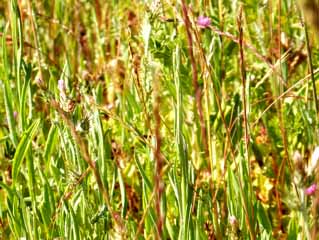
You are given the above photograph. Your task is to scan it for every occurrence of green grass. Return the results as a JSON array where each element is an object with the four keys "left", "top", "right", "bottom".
[{"left": 1, "top": 0, "right": 319, "bottom": 239}]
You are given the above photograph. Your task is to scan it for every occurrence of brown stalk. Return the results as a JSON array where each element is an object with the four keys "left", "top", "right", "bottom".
[
  {"left": 0, "top": 32, "right": 33, "bottom": 48},
  {"left": 207, "top": 25, "right": 286, "bottom": 86},
  {"left": 299, "top": 1, "right": 319, "bottom": 237},
  {"left": 274, "top": 1, "right": 286, "bottom": 235},
  {"left": 50, "top": 166, "right": 91, "bottom": 227},
  {"left": 160, "top": 14, "right": 283, "bottom": 83},
  {"left": 299, "top": 0, "right": 319, "bottom": 33},
  {"left": 183, "top": 6, "right": 247, "bottom": 239},
  {"left": 26, "top": 0, "right": 43, "bottom": 84},
  {"left": 180, "top": 0, "right": 209, "bottom": 163},
  {"left": 311, "top": 167, "right": 319, "bottom": 239},
  {"left": 237, "top": 7, "right": 249, "bottom": 168},
  {"left": 94, "top": 0, "right": 102, "bottom": 28},
  {"left": 22, "top": 9, "right": 76, "bottom": 37},
  {"left": 187, "top": 8, "right": 247, "bottom": 236},
  {"left": 252, "top": 68, "right": 319, "bottom": 127},
  {"left": 296, "top": 1, "right": 319, "bottom": 115},
  {"left": 50, "top": 100, "right": 125, "bottom": 233},
  {"left": 134, "top": 189, "right": 156, "bottom": 240},
  {"left": 237, "top": 7, "right": 256, "bottom": 240},
  {"left": 153, "top": 84, "right": 164, "bottom": 239},
  {"left": 191, "top": 14, "right": 238, "bottom": 213},
  {"left": 128, "top": 40, "right": 150, "bottom": 131}
]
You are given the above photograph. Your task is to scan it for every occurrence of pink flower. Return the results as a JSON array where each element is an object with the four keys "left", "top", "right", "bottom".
[
  {"left": 305, "top": 183, "right": 317, "bottom": 196},
  {"left": 58, "top": 79, "right": 65, "bottom": 92},
  {"left": 197, "top": 16, "right": 211, "bottom": 28},
  {"left": 58, "top": 79, "right": 66, "bottom": 98},
  {"left": 229, "top": 215, "right": 237, "bottom": 225}
]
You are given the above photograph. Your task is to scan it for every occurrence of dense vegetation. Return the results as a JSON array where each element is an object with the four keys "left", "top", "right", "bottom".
[{"left": 1, "top": 0, "right": 319, "bottom": 239}]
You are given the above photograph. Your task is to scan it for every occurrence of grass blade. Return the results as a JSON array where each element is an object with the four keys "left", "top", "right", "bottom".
[{"left": 12, "top": 119, "right": 40, "bottom": 184}]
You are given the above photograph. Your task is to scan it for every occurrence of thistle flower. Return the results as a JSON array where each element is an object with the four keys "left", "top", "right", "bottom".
[
  {"left": 305, "top": 183, "right": 317, "bottom": 196},
  {"left": 197, "top": 16, "right": 211, "bottom": 28}
]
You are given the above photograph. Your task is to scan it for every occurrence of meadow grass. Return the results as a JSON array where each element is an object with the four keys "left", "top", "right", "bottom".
[{"left": 1, "top": 0, "right": 319, "bottom": 239}]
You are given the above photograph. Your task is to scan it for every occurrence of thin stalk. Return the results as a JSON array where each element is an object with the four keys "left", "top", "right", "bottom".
[
  {"left": 128, "top": 40, "right": 151, "bottom": 131},
  {"left": 180, "top": 0, "right": 209, "bottom": 162},
  {"left": 10, "top": 0, "right": 23, "bottom": 100},
  {"left": 50, "top": 166, "right": 91, "bottom": 227},
  {"left": 274, "top": 0, "right": 286, "bottom": 234},
  {"left": 50, "top": 100, "right": 125, "bottom": 233},
  {"left": 191, "top": 9, "right": 251, "bottom": 239},
  {"left": 173, "top": 45, "right": 191, "bottom": 239},
  {"left": 297, "top": 1, "right": 319, "bottom": 114},
  {"left": 252, "top": 68, "right": 319, "bottom": 127},
  {"left": 311, "top": 169, "right": 319, "bottom": 238},
  {"left": 134, "top": 188, "right": 156, "bottom": 240},
  {"left": 153, "top": 70, "right": 164, "bottom": 239},
  {"left": 2, "top": 25, "right": 19, "bottom": 147},
  {"left": 237, "top": 6, "right": 256, "bottom": 240},
  {"left": 304, "top": 23, "right": 319, "bottom": 114},
  {"left": 237, "top": 6, "right": 250, "bottom": 175},
  {"left": 27, "top": 0, "right": 44, "bottom": 85}
]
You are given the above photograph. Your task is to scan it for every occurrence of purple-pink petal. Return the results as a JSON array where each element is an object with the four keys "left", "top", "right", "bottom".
[
  {"left": 197, "top": 16, "right": 211, "bottom": 28},
  {"left": 58, "top": 79, "right": 66, "bottom": 92},
  {"left": 305, "top": 183, "right": 317, "bottom": 196},
  {"left": 229, "top": 215, "right": 237, "bottom": 225}
]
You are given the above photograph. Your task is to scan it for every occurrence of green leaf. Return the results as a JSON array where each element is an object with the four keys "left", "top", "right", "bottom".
[
  {"left": 44, "top": 124, "right": 58, "bottom": 163},
  {"left": 12, "top": 119, "right": 40, "bottom": 184},
  {"left": 256, "top": 201, "right": 272, "bottom": 233},
  {"left": 2, "top": 24, "right": 19, "bottom": 147}
]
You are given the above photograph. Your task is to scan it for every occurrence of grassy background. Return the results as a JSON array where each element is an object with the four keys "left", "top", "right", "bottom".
[{"left": 0, "top": 0, "right": 319, "bottom": 239}]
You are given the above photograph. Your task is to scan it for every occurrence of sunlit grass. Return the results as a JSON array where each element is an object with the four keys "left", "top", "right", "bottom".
[{"left": 0, "top": 0, "right": 319, "bottom": 239}]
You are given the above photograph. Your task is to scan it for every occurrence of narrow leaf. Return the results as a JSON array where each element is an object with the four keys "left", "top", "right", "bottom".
[{"left": 12, "top": 119, "right": 40, "bottom": 184}]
